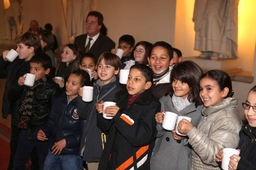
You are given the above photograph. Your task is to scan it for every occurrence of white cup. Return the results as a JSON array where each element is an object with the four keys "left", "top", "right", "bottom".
[
  {"left": 82, "top": 86, "right": 93, "bottom": 102},
  {"left": 24, "top": 73, "right": 36, "bottom": 87},
  {"left": 221, "top": 148, "right": 240, "bottom": 170},
  {"left": 119, "top": 69, "right": 130, "bottom": 84},
  {"left": 115, "top": 49, "right": 124, "bottom": 59},
  {"left": 103, "top": 101, "right": 116, "bottom": 119},
  {"left": 175, "top": 116, "right": 192, "bottom": 136},
  {"left": 6, "top": 49, "right": 18, "bottom": 62},
  {"left": 162, "top": 112, "right": 178, "bottom": 131},
  {"left": 54, "top": 76, "right": 64, "bottom": 81}
]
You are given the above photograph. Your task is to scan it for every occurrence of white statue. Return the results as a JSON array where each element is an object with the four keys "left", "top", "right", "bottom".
[
  {"left": 4, "top": 0, "right": 23, "bottom": 40},
  {"left": 193, "top": 0, "right": 239, "bottom": 59}
]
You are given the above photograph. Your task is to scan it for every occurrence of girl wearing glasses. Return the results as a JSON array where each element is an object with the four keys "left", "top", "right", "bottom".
[
  {"left": 216, "top": 85, "right": 256, "bottom": 170},
  {"left": 132, "top": 41, "right": 152, "bottom": 65},
  {"left": 177, "top": 70, "right": 242, "bottom": 169}
]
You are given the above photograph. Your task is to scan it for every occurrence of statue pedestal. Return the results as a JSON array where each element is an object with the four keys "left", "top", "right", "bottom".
[{"left": 183, "top": 56, "right": 254, "bottom": 83}]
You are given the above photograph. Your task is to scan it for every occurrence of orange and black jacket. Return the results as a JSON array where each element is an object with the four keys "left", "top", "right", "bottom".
[{"left": 97, "top": 89, "right": 161, "bottom": 170}]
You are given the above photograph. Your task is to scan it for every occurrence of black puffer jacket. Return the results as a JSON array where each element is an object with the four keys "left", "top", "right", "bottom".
[
  {"left": 237, "top": 124, "right": 256, "bottom": 170},
  {"left": 16, "top": 77, "right": 60, "bottom": 130},
  {"left": 41, "top": 92, "right": 83, "bottom": 155}
]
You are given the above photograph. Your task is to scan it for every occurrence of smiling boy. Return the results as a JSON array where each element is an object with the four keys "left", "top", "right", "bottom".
[{"left": 96, "top": 64, "right": 160, "bottom": 170}]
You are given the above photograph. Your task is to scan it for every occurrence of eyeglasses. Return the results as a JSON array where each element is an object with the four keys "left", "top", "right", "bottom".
[
  {"left": 242, "top": 102, "right": 256, "bottom": 112},
  {"left": 134, "top": 50, "right": 145, "bottom": 54}
]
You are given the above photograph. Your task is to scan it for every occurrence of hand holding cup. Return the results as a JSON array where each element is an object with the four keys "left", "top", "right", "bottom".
[{"left": 176, "top": 116, "right": 193, "bottom": 136}]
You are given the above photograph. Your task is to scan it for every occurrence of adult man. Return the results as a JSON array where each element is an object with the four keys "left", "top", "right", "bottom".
[{"left": 74, "top": 11, "right": 115, "bottom": 62}]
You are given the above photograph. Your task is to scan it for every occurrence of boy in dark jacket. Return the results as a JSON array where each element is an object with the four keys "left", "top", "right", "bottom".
[
  {"left": 96, "top": 64, "right": 161, "bottom": 170},
  {"left": 37, "top": 69, "right": 91, "bottom": 170},
  {"left": 12, "top": 53, "right": 60, "bottom": 170},
  {"left": 0, "top": 32, "right": 41, "bottom": 170}
]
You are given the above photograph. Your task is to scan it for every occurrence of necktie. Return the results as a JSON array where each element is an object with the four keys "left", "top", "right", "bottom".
[{"left": 85, "top": 38, "right": 93, "bottom": 53}]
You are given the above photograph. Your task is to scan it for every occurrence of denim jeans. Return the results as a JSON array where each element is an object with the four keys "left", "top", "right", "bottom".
[
  {"left": 12, "top": 130, "right": 49, "bottom": 170},
  {"left": 44, "top": 150, "right": 83, "bottom": 170}
]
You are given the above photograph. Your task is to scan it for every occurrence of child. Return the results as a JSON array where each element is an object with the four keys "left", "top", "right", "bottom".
[
  {"left": 116, "top": 34, "right": 135, "bottom": 69},
  {"left": 37, "top": 69, "right": 91, "bottom": 170},
  {"left": 79, "top": 52, "right": 98, "bottom": 82},
  {"left": 0, "top": 32, "right": 41, "bottom": 170},
  {"left": 147, "top": 41, "right": 174, "bottom": 99},
  {"left": 150, "top": 61, "right": 204, "bottom": 170},
  {"left": 172, "top": 47, "right": 182, "bottom": 65},
  {"left": 96, "top": 64, "right": 160, "bottom": 169},
  {"left": 39, "top": 30, "right": 56, "bottom": 68},
  {"left": 78, "top": 52, "right": 122, "bottom": 170},
  {"left": 178, "top": 70, "right": 242, "bottom": 169},
  {"left": 12, "top": 53, "right": 60, "bottom": 170},
  {"left": 132, "top": 41, "right": 152, "bottom": 65},
  {"left": 216, "top": 85, "right": 256, "bottom": 170},
  {"left": 55, "top": 43, "right": 82, "bottom": 88}
]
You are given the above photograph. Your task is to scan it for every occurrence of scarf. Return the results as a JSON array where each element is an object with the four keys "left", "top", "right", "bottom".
[{"left": 172, "top": 94, "right": 191, "bottom": 112}]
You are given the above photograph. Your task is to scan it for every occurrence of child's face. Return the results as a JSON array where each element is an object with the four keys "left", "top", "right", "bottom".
[
  {"left": 97, "top": 58, "right": 119, "bottom": 85},
  {"left": 61, "top": 46, "right": 76, "bottom": 64},
  {"left": 16, "top": 43, "right": 35, "bottom": 61},
  {"left": 148, "top": 46, "right": 173, "bottom": 74},
  {"left": 172, "top": 79, "right": 190, "bottom": 99},
  {"left": 133, "top": 45, "right": 146, "bottom": 64},
  {"left": 199, "top": 77, "right": 228, "bottom": 107},
  {"left": 244, "top": 91, "right": 256, "bottom": 127},
  {"left": 79, "top": 57, "right": 96, "bottom": 71},
  {"left": 65, "top": 73, "right": 82, "bottom": 100},
  {"left": 126, "top": 68, "right": 151, "bottom": 96},
  {"left": 30, "top": 62, "right": 50, "bottom": 81},
  {"left": 118, "top": 42, "right": 133, "bottom": 57},
  {"left": 172, "top": 51, "right": 179, "bottom": 64}
]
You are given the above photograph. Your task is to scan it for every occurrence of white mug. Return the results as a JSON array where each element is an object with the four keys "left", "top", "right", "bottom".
[
  {"left": 221, "top": 148, "right": 240, "bottom": 170},
  {"left": 6, "top": 49, "right": 18, "bottom": 62},
  {"left": 103, "top": 101, "right": 116, "bottom": 119},
  {"left": 24, "top": 73, "right": 36, "bottom": 87},
  {"left": 82, "top": 86, "right": 93, "bottom": 102},
  {"left": 162, "top": 112, "right": 178, "bottom": 131},
  {"left": 119, "top": 69, "right": 130, "bottom": 84},
  {"left": 115, "top": 49, "right": 124, "bottom": 59},
  {"left": 175, "top": 116, "right": 192, "bottom": 136},
  {"left": 54, "top": 76, "right": 64, "bottom": 81}
]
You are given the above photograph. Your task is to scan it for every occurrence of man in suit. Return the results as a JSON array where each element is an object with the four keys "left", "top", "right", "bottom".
[{"left": 74, "top": 11, "right": 115, "bottom": 62}]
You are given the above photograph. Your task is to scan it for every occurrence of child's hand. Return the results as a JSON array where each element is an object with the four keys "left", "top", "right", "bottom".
[
  {"left": 18, "top": 74, "right": 26, "bottom": 86},
  {"left": 155, "top": 111, "right": 165, "bottom": 124},
  {"left": 171, "top": 130, "right": 186, "bottom": 140},
  {"left": 104, "top": 105, "right": 120, "bottom": 117},
  {"left": 53, "top": 78, "right": 64, "bottom": 88},
  {"left": 177, "top": 119, "right": 194, "bottom": 134},
  {"left": 2, "top": 50, "right": 10, "bottom": 61},
  {"left": 229, "top": 154, "right": 241, "bottom": 170},
  {"left": 96, "top": 100, "right": 104, "bottom": 114},
  {"left": 37, "top": 129, "right": 48, "bottom": 141},
  {"left": 78, "top": 87, "right": 83, "bottom": 96},
  {"left": 216, "top": 149, "right": 223, "bottom": 162},
  {"left": 111, "top": 48, "right": 117, "bottom": 54},
  {"left": 91, "top": 70, "right": 98, "bottom": 79},
  {"left": 51, "top": 139, "right": 66, "bottom": 155}
]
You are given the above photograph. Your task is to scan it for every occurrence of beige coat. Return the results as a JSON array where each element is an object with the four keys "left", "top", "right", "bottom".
[{"left": 187, "top": 98, "right": 242, "bottom": 170}]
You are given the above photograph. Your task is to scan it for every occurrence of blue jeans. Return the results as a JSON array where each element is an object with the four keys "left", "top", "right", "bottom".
[
  {"left": 44, "top": 150, "right": 83, "bottom": 170},
  {"left": 12, "top": 130, "right": 49, "bottom": 170}
]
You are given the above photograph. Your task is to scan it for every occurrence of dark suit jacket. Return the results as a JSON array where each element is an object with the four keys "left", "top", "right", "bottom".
[{"left": 74, "top": 33, "right": 115, "bottom": 62}]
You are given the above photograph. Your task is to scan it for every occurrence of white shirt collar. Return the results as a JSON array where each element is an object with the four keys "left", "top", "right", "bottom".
[{"left": 86, "top": 33, "right": 100, "bottom": 48}]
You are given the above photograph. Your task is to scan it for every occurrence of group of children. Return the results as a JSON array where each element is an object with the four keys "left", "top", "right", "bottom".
[{"left": 1, "top": 31, "right": 256, "bottom": 170}]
